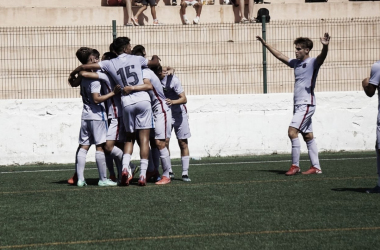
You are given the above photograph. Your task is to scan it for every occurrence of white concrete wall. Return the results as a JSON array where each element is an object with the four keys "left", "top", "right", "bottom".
[{"left": 0, "top": 91, "right": 377, "bottom": 166}]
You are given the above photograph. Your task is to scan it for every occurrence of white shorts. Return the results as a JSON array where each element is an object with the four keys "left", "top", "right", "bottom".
[
  {"left": 172, "top": 112, "right": 191, "bottom": 139},
  {"left": 78, "top": 120, "right": 107, "bottom": 146},
  {"left": 123, "top": 101, "right": 153, "bottom": 133},
  {"left": 289, "top": 104, "right": 315, "bottom": 133},
  {"left": 152, "top": 109, "right": 172, "bottom": 140},
  {"left": 107, "top": 118, "right": 126, "bottom": 142}
]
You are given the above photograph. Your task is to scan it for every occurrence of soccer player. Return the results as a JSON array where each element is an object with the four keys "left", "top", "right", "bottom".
[
  {"left": 256, "top": 33, "right": 330, "bottom": 175},
  {"left": 128, "top": 45, "right": 173, "bottom": 185},
  {"left": 69, "top": 37, "right": 160, "bottom": 186},
  {"left": 68, "top": 47, "right": 120, "bottom": 187},
  {"left": 362, "top": 60, "right": 380, "bottom": 193},
  {"left": 153, "top": 65, "right": 192, "bottom": 182}
]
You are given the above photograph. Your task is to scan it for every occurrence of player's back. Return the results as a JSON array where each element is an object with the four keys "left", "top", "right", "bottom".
[
  {"left": 99, "top": 53, "right": 150, "bottom": 107},
  {"left": 161, "top": 75, "right": 187, "bottom": 115},
  {"left": 98, "top": 71, "right": 122, "bottom": 119},
  {"left": 143, "top": 68, "right": 169, "bottom": 113},
  {"left": 80, "top": 77, "right": 106, "bottom": 121}
]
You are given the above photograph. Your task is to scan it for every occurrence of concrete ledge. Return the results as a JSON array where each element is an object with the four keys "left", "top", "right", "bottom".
[
  {"left": 0, "top": 91, "right": 376, "bottom": 166},
  {"left": 0, "top": 2, "right": 379, "bottom": 26}
]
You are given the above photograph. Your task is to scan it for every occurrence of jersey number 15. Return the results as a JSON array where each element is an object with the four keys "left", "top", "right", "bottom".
[{"left": 117, "top": 65, "right": 139, "bottom": 86}]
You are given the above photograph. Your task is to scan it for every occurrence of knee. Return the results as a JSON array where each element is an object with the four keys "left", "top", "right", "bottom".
[{"left": 302, "top": 133, "right": 314, "bottom": 142}]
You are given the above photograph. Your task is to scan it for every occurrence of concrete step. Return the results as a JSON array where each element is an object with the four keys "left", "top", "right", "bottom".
[{"left": 0, "top": 2, "right": 379, "bottom": 26}]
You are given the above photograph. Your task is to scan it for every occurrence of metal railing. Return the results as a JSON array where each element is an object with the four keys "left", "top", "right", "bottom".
[{"left": 1, "top": 17, "right": 379, "bottom": 99}]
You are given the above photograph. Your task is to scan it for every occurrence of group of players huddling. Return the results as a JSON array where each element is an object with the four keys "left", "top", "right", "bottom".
[
  {"left": 68, "top": 37, "right": 191, "bottom": 187},
  {"left": 67, "top": 32, "right": 380, "bottom": 194}
]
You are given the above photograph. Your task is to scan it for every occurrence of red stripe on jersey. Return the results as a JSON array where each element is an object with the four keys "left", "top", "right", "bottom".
[
  {"left": 183, "top": 104, "right": 187, "bottom": 114},
  {"left": 115, "top": 117, "right": 120, "bottom": 140},
  {"left": 105, "top": 84, "right": 118, "bottom": 119},
  {"left": 152, "top": 87, "right": 168, "bottom": 138},
  {"left": 298, "top": 105, "right": 310, "bottom": 130}
]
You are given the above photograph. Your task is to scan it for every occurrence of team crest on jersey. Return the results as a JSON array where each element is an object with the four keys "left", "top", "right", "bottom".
[{"left": 302, "top": 63, "right": 307, "bottom": 68}]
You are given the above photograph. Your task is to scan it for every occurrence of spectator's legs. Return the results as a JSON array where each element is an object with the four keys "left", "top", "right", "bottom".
[
  {"left": 248, "top": 0, "right": 255, "bottom": 22},
  {"left": 193, "top": 1, "right": 202, "bottom": 24},
  {"left": 180, "top": 1, "right": 189, "bottom": 24},
  {"left": 151, "top": 6, "right": 157, "bottom": 20},
  {"left": 239, "top": 0, "right": 247, "bottom": 22},
  {"left": 135, "top": 5, "right": 148, "bottom": 19},
  {"left": 124, "top": 0, "right": 134, "bottom": 25}
]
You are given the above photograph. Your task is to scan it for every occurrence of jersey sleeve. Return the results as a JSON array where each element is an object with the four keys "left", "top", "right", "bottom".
[
  {"left": 172, "top": 76, "right": 184, "bottom": 95},
  {"left": 139, "top": 56, "right": 148, "bottom": 67},
  {"left": 288, "top": 59, "right": 297, "bottom": 68},
  {"left": 142, "top": 68, "right": 151, "bottom": 80},
  {"left": 90, "top": 80, "right": 102, "bottom": 94},
  {"left": 97, "top": 71, "right": 110, "bottom": 85},
  {"left": 98, "top": 61, "right": 110, "bottom": 73},
  {"left": 369, "top": 62, "right": 380, "bottom": 87}
]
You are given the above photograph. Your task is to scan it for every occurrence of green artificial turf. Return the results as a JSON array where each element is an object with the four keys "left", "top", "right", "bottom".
[{"left": 1, "top": 151, "right": 380, "bottom": 249}]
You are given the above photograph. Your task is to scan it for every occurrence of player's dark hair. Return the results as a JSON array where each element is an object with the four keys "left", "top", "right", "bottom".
[
  {"left": 109, "top": 42, "right": 115, "bottom": 53},
  {"left": 113, "top": 37, "right": 131, "bottom": 55},
  {"left": 150, "top": 64, "right": 162, "bottom": 76},
  {"left": 75, "top": 47, "right": 93, "bottom": 64},
  {"left": 131, "top": 45, "right": 146, "bottom": 57},
  {"left": 102, "top": 52, "right": 117, "bottom": 61},
  {"left": 91, "top": 49, "right": 100, "bottom": 60},
  {"left": 294, "top": 37, "right": 313, "bottom": 50}
]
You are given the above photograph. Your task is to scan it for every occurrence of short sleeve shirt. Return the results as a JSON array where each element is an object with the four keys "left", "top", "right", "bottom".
[
  {"left": 80, "top": 75, "right": 106, "bottom": 121},
  {"left": 161, "top": 75, "right": 187, "bottom": 115},
  {"left": 369, "top": 60, "right": 380, "bottom": 112},
  {"left": 97, "top": 71, "right": 122, "bottom": 119},
  {"left": 98, "top": 54, "right": 150, "bottom": 107},
  {"left": 288, "top": 57, "right": 320, "bottom": 106},
  {"left": 142, "top": 68, "right": 170, "bottom": 114}
]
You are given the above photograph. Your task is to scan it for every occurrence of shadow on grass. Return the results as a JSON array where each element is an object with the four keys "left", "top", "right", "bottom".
[
  {"left": 331, "top": 188, "right": 369, "bottom": 193},
  {"left": 258, "top": 170, "right": 287, "bottom": 175},
  {"left": 52, "top": 178, "right": 99, "bottom": 186}
]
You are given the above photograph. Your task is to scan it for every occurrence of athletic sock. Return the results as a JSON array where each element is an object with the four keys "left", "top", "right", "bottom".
[
  {"left": 291, "top": 138, "right": 301, "bottom": 167},
  {"left": 105, "top": 154, "right": 115, "bottom": 176},
  {"left": 152, "top": 147, "right": 160, "bottom": 172},
  {"left": 181, "top": 156, "right": 190, "bottom": 176},
  {"left": 76, "top": 148, "right": 88, "bottom": 181},
  {"left": 95, "top": 151, "right": 107, "bottom": 181},
  {"left": 110, "top": 146, "right": 123, "bottom": 178},
  {"left": 159, "top": 148, "right": 171, "bottom": 178},
  {"left": 306, "top": 139, "right": 321, "bottom": 170},
  {"left": 140, "top": 159, "right": 149, "bottom": 178},
  {"left": 122, "top": 154, "right": 132, "bottom": 172}
]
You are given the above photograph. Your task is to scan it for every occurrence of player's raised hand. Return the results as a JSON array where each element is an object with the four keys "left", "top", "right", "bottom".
[
  {"left": 256, "top": 36, "right": 266, "bottom": 45},
  {"left": 320, "top": 33, "right": 330, "bottom": 46}
]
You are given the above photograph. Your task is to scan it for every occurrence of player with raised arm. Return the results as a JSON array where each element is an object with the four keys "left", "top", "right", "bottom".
[
  {"left": 362, "top": 60, "right": 380, "bottom": 193},
  {"left": 69, "top": 37, "right": 160, "bottom": 187},
  {"left": 68, "top": 47, "right": 120, "bottom": 187},
  {"left": 153, "top": 66, "right": 192, "bottom": 182},
  {"left": 256, "top": 33, "right": 330, "bottom": 175}
]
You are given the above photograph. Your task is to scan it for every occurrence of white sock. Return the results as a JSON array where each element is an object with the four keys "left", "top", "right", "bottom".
[
  {"left": 291, "top": 138, "right": 300, "bottom": 167},
  {"left": 181, "top": 156, "right": 190, "bottom": 176},
  {"left": 95, "top": 151, "right": 107, "bottom": 181},
  {"left": 160, "top": 148, "right": 171, "bottom": 178},
  {"left": 140, "top": 159, "right": 149, "bottom": 178},
  {"left": 105, "top": 154, "right": 115, "bottom": 176},
  {"left": 122, "top": 154, "right": 131, "bottom": 172},
  {"left": 76, "top": 148, "right": 87, "bottom": 181},
  {"left": 307, "top": 139, "right": 320, "bottom": 170},
  {"left": 111, "top": 146, "right": 123, "bottom": 179}
]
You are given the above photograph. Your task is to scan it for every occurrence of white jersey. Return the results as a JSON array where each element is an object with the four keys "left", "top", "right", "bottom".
[
  {"left": 80, "top": 72, "right": 107, "bottom": 121},
  {"left": 97, "top": 71, "right": 122, "bottom": 119},
  {"left": 369, "top": 60, "right": 380, "bottom": 112},
  {"left": 161, "top": 75, "right": 187, "bottom": 116},
  {"left": 143, "top": 68, "right": 170, "bottom": 114},
  {"left": 98, "top": 53, "right": 150, "bottom": 107},
  {"left": 288, "top": 57, "right": 320, "bottom": 106}
]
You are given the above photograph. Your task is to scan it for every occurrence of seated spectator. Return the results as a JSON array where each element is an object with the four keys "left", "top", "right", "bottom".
[
  {"left": 180, "top": 0, "right": 202, "bottom": 25},
  {"left": 132, "top": 0, "right": 160, "bottom": 25}
]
